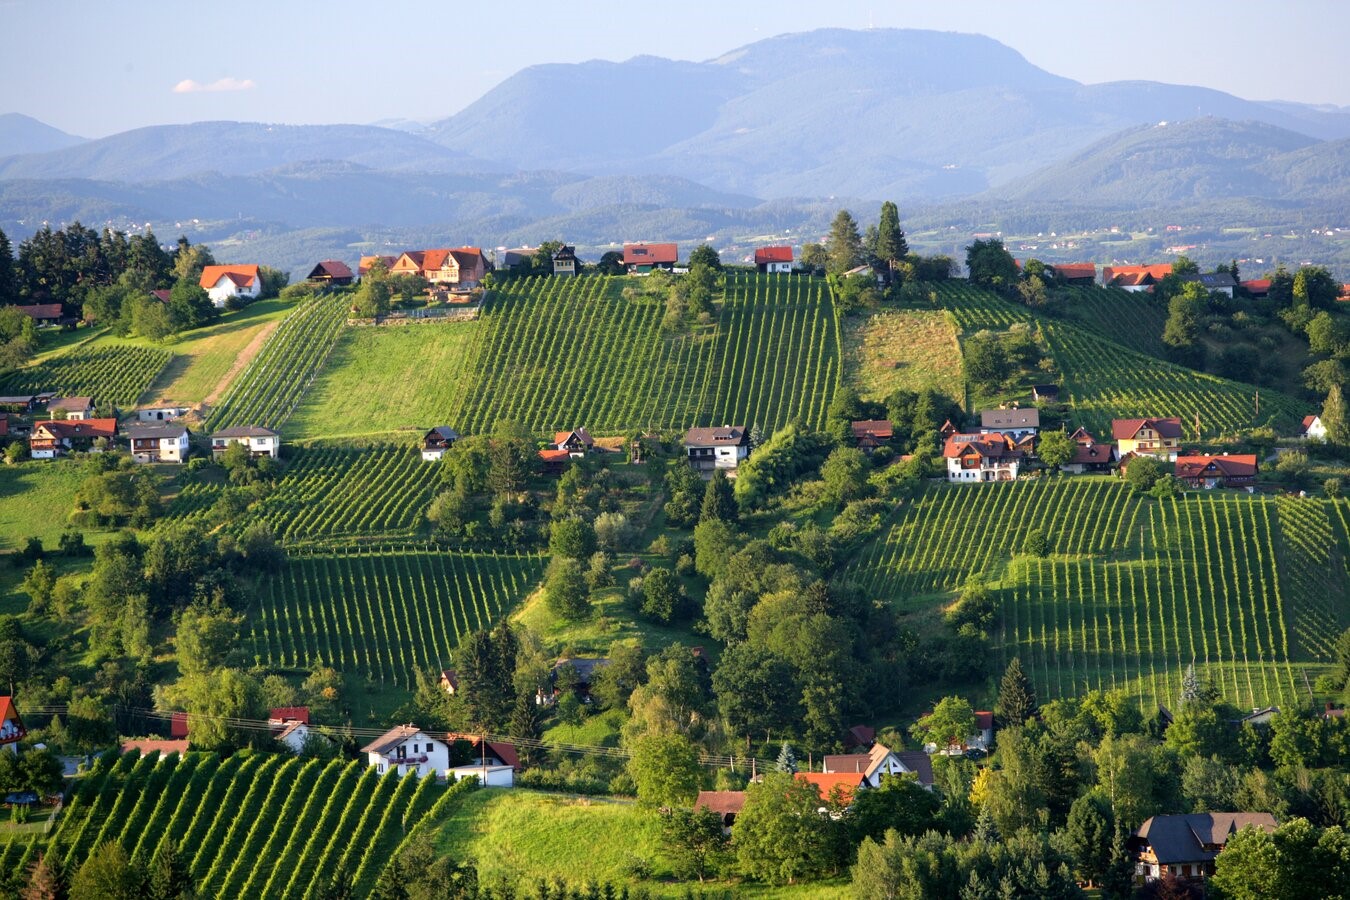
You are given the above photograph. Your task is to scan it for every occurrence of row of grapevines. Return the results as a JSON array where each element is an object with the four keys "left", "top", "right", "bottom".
[
  {"left": 0, "top": 344, "right": 171, "bottom": 407},
  {"left": 247, "top": 545, "right": 546, "bottom": 685},
  {"left": 206, "top": 294, "right": 347, "bottom": 431}
]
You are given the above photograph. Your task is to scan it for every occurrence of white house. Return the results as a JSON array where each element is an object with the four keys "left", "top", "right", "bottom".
[
  {"left": 1302, "top": 415, "right": 1328, "bottom": 443},
  {"left": 943, "top": 432, "right": 1023, "bottom": 483},
  {"left": 47, "top": 396, "right": 94, "bottom": 420},
  {"left": 198, "top": 264, "right": 262, "bottom": 308},
  {"left": 448, "top": 764, "right": 515, "bottom": 787},
  {"left": 137, "top": 406, "right": 189, "bottom": 423},
  {"left": 361, "top": 724, "right": 449, "bottom": 778},
  {"left": 273, "top": 719, "right": 315, "bottom": 753},
  {"left": 210, "top": 425, "right": 279, "bottom": 459},
  {"left": 126, "top": 423, "right": 190, "bottom": 464},
  {"left": 683, "top": 425, "right": 751, "bottom": 474},
  {"left": 822, "top": 743, "right": 934, "bottom": 789},
  {"left": 754, "top": 246, "right": 794, "bottom": 274}
]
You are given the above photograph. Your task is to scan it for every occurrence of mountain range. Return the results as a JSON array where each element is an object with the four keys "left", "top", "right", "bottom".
[{"left": 0, "top": 27, "right": 1347, "bottom": 275}]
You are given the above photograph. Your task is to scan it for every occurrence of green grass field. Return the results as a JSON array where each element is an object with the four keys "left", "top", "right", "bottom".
[
  {"left": 286, "top": 322, "right": 477, "bottom": 442},
  {"left": 841, "top": 478, "right": 1346, "bottom": 711},
  {"left": 141, "top": 298, "right": 296, "bottom": 406},
  {"left": 841, "top": 308, "right": 962, "bottom": 406},
  {"left": 0, "top": 460, "right": 88, "bottom": 552}
]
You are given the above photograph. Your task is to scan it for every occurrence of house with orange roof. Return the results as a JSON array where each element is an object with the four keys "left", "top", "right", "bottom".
[
  {"left": 1102, "top": 264, "right": 1174, "bottom": 292},
  {"left": 754, "top": 246, "right": 794, "bottom": 274},
  {"left": 1173, "top": 454, "right": 1259, "bottom": 490},
  {"left": 1047, "top": 262, "right": 1096, "bottom": 285},
  {"left": 554, "top": 428, "right": 595, "bottom": 458},
  {"left": 1240, "top": 279, "right": 1271, "bottom": 299},
  {"left": 797, "top": 771, "right": 867, "bottom": 811},
  {"left": 943, "top": 432, "right": 1023, "bottom": 483},
  {"left": 358, "top": 255, "right": 397, "bottom": 277},
  {"left": 199, "top": 264, "right": 262, "bottom": 307},
  {"left": 0, "top": 696, "right": 26, "bottom": 747},
  {"left": 1301, "top": 415, "right": 1328, "bottom": 443},
  {"left": 821, "top": 743, "right": 934, "bottom": 789},
  {"left": 1112, "top": 417, "right": 1183, "bottom": 461},
  {"left": 29, "top": 418, "right": 118, "bottom": 459}
]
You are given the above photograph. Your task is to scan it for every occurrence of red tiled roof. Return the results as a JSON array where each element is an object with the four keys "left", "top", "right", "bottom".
[
  {"left": 754, "top": 246, "right": 793, "bottom": 264},
  {"left": 1049, "top": 263, "right": 1096, "bottom": 280},
  {"left": 974, "top": 711, "right": 994, "bottom": 730},
  {"left": 1241, "top": 279, "right": 1271, "bottom": 293},
  {"left": 269, "top": 707, "right": 310, "bottom": 725},
  {"left": 121, "top": 739, "right": 189, "bottom": 756},
  {"left": 0, "top": 696, "right": 24, "bottom": 745},
  {"left": 1069, "top": 429, "right": 1115, "bottom": 466},
  {"left": 358, "top": 255, "right": 396, "bottom": 275},
  {"left": 942, "top": 432, "right": 1020, "bottom": 460},
  {"left": 151, "top": 289, "right": 172, "bottom": 303},
  {"left": 33, "top": 418, "right": 118, "bottom": 440},
  {"left": 15, "top": 304, "right": 62, "bottom": 320},
  {"left": 623, "top": 243, "right": 678, "bottom": 265},
  {"left": 170, "top": 712, "right": 189, "bottom": 738},
  {"left": 695, "top": 790, "right": 747, "bottom": 816},
  {"left": 851, "top": 420, "right": 894, "bottom": 440},
  {"left": 199, "top": 264, "right": 260, "bottom": 290},
  {"left": 1173, "top": 454, "right": 1258, "bottom": 480},
  {"left": 797, "top": 771, "right": 865, "bottom": 803},
  {"left": 1103, "top": 264, "right": 1173, "bottom": 286},
  {"left": 538, "top": 449, "right": 570, "bottom": 462},
  {"left": 1111, "top": 417, "right": 1182, "bottom": 441}
]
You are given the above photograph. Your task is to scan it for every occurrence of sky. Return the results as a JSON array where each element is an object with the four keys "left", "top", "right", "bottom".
[{"left": 4, "top": 0, "right": 1348, "bottom": 138}]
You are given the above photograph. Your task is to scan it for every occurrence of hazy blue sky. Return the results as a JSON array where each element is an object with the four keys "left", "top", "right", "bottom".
[{"left": 5, "top": 0, "right": 1348, "bottom": 137}]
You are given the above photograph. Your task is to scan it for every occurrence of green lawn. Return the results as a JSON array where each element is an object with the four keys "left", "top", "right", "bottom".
[
  {"left": 513, "top": 580, "right": 712, "bottom": 661},
  {"left": 0, "top": 460, "right": 88, "bottom": 553},
  {"left": 286, "top": 323, "right": 477, "bottom": 442},
  {"left": 841, "top": 308, "right": 963, "bottom": 407}
]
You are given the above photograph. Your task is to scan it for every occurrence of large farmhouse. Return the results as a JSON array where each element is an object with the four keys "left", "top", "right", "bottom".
[
  {"left": 1113, "top": 417, "right": 1182, "bottom": 461},
  {"left": 684, "top": 425, "right": 750, "bottom": 473},
  {"left": 943, "top": 432, "right": 1023, "bottom": 482},
  {"left": 1131, "top": 813, "right": 1276, "bottom": 882}
]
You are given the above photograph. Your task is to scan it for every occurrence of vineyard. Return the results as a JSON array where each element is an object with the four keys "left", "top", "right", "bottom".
[
  {"left": 247, "top": 546, "right": 546, "bottom": 684},
  {"left": 0, "top": 344, "right": 171, "bottom": 408},
  {"left": 15, "top": 749, "right": 472, "bottom": 899},
  {"left": 842, "top": 479, "right": 1346, "bottom": 710},
  {"left": 438, "top": 272, "right": 838, "bottom": 436},
  {"left": 1053, "top": 286, "right": 1170, "bottom": 359},
  {"left": 206, "top": 293, "right": 348, "bottom": 431},
  {"left": 225, "top": 444, "right": 439, "bottom": 545},
  {"left": 931, "top": 282, "right": 1303, "bottom": 438}
]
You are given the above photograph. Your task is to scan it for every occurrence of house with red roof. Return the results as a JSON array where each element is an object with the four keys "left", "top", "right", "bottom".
[
  {"left": 15, "top": 303, "right": 64, "bottom": 325},
  {"left": 358, "top": 255, "right": 397, "bottom": 277},
  {"left": 696, "top": 790, "right": 747, "bottom": 831},
  {"left": 1240, "top": 279, "right": 1271, "bottom": 299},
  {"left": 199, "top": 264, "right": 262, "bottom": 307},
  {"left": 307, "top": 260, "right": 354, "bottom": 286},
  {"left": 1047, "top": 262, "right": 1096, "bottom": 285},
  {"left": 1112, "top": 417, "right": 1183, "bottom": 461},
  {"left": 554, "top": 428, "right": 595, "bottom": 458},
  {"left": 389, "top": 248, "right": 490, "bottom": 293},
  {"left": 1062, "top": 427, "right": 1117, "bottom": 474},
  {"left": 269, "top": 707, "right": 319, "bottom": 754},
  {"left": 943, "top": 432, "right": 1023, "bottom": 482},
  {"left": 1173, "top": 454, "right": 1259, "bottom": 490},
  {"left": 0, "top": 696, "right": 26, "bottom": 746},
  {"left": 446, "top": 733, "right": 521, "bottom": 771},
  {"left": 623, "top": 243, "right": 679, "bottom": 274},
  {"left": 851, "top": 420, "right": 893, "bottom": 454},
  {"left": 538, "top": 448, "right": 570, "bottom": 475},
  {"left": 29, "top": 418, "right": 118, "bottom": 459},
  {"left": 754, "top": 246, "right": 794, "bottom": 274},
  {"left": 1102, "top": 264, "right": 1174, "bottom": 292},
  {"left": 1301, "top": 415, "right": 1328, "bottom": 443},
  {"left": 797, "top": 771, "right": 867, "bottom": 809}
]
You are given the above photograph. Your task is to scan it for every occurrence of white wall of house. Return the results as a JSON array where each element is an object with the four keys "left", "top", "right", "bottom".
[
  {"left": 448, "top": 765, "right": 515, "bottom": 787},
  {"left": 206, "top": 276, "right": 260, "bottom": 308},
  {"left": 764, "top": 261, "right": 792, "bottom": 273},
  {"left": 367, "top": 732, "right": 449, "bottom": 777},
  {"left": 137, "top": 407, "right": 188, "bottom": 422},
  {"left": 946, "top": 459, "right": 1020, "bottom": 482},
  {"left": 211, "top": 435, "right": 279, "bottom": 458},
  {"left": 714, "top": 445, "right": 748, "bottom": 469},
  {"left": 1305, "top": 418, "right": 1328, "bottom": 442}
]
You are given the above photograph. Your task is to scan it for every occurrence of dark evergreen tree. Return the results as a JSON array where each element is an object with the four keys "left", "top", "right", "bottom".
[
  {"left": 875, "top": 201, "right": 909, "bottom": 274},
  {"left": 826, "top": 209, "right": 864, "bottom": 275},
  {"left": 699, "top": 470, "right": 736, "bottom": 524},
  {"left": 996, "top": 657, "right": 1037, "bottom": 726},
  {"left": 1065, "top": 793, "right": 1114, "bottom": 886},
  {"left": 147, "top": 839, "right": 192, "bottom": 900},
  {"left": 316, "top": 867, "right": 354, "bottom": 900},
  {"left": 0, "top": 228, "right": 16, "bottom": 305},
  {"left": 508, "top": 691, "right": 544, "bottom": 767},
  {"left": 1101, "top": 820, "right": 1136, "bottom": 900}
]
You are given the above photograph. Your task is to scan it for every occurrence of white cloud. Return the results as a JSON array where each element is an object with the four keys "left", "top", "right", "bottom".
[{"left": 172, "top": 77, "right": 257, "bottom": 94}]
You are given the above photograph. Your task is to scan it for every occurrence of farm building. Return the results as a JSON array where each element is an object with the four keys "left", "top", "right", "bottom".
[
  {"left": 361, "top": 724, "right": 449, "bottom": 778},
  {"left": 1047, "top": 262, "right": 1096, "bottom": 284},
  {"left": 210, "top": 425, "right": 280, "bottom": 459},
  {"left": 500, "top": 247, "right": 537, "bottom": 269},
  {"left": 684, "top": 425, "right": 751, "bottom": 473},
  {"left": 306, "top": 260, "right": 354, "bottom": 286},
  {"left": 448, "top": 765, "right": 515, "bottom": 787},
  {"left": 1173, "top": 453, "right": 1258, "bottom": 489},
  {"left": 1102, "top": 264, "right": 1173, "bottom": 292},
  {"left": 1130, "top": 813, "right": 1276, "bottom": 882},
  {"left": 1112, "top": 417, "right": 1182, "bottom": 461},
  {"left": 127, "top": 423, "right": 190, "bottom": 464},
  {"left": 14, "top": 303, "right": 63, "bottom": 326},
  {"left": 269, "top": 708, "right": 320, "bottom": 754},
  {"left": 851, "top": 420, "right": 893, "bottom": 454},
  {"left": 1032, "top": 384, "right": 1060, "bottom": 403},
  {"left": 446, "top": 734, "right": 521, "bottom": 771},
  {"left": 422, "top": 426, "right": 461, "bottom": 461},
  {"left": 623, "top": 243, "right": 678, "bottom": 274},
  {"left": 943, "top": 432, "right": 1023, "bottom": 483},
  {"left": 29, "top": 418, "right": 118, "bottom": 459},
  {"left": 552, "top": 245, "right": 579, "bottom": 277},
  {"left": 695, "top": 791, "right": 746, "bottom": 831},
  {"left": 754, "top": 246, "right": 794, "bottom": 273},
  {"left": 199, "top": 264, "right": 262, "bottom": 307},
  {"left": 137, "top": 406, "right": 189, "bottom": 423},
  {"left": 47, "top": 396, "right": 94, "bottom": 420},
  {"left": 1241, "top": 279, "right": 1271, "bottom": 299},
  {"left": 538, "top": 448, "right": 570, "bottom": 475}
]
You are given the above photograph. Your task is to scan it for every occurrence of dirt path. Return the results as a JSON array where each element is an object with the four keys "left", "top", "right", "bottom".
[{"left": 203, "top": 319, "right": 280, "bottom": 407}]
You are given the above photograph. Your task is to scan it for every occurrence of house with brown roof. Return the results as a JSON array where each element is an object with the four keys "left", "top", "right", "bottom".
[
  {"left": 1113, "top": 417, "right": 1183, "bottom": 461},
  {"left": 14, "top": 303, "right": 64, "bottom": 326},
  {"left": 623, "top": 243, "right": 678, "bottom": 274},
  {"left": 851, "top": 420, "right": 894, "bottom": 454},
  {"left": 126, "top": 423, "right": 190, "bottom": 464},
  {"left": 1062, "top": 427, "right": 1117, "bottom": 474},
  {"left": 438, "top": 669, "right": 458, "bottom": 695},
  {"left": 29, "top": 418, "right": 117, "bottom": 459},
  {"left": 361, "top": 724, "right": 449, "bottom": 777},
  {"left": 754, "top": 246, "right": 794, "bottom": 274},
  {"left": 199, "top": 264, "right": 262, "bottom": 307},
  {"left": 554, "top": 428, "right": 595, "bottom": 458},
  {"left": 684, "top": 425, "right": 751, "bottom": 473},
  {"left": 1173, "top": 453, "right": 1258, "bottom": 490},
  {"left": 422, "top": 426, "right": 461, "bottom": 461},
  {"left": 695, "top": 790, "right": 747, "bottom": 831},
  {"left": 47, "top": 396, "right": 94, "bottom": 420},
  {"left": 358, "top": 255, "right": 397, "bottom": 277},
  {"left": 1102, "top": 264, "right": 1174, "bottom": 292},
  {"left": 1130, "top": 812, "right": 1277, "bottom": 882},
  {"left": 430, "top": 247, "right": 490, "bottom": 292},
  {"left": 552, "top": 245, "right": 579, "bottom": 277},
  {"left": 1047, "top": 262, "right": 1097, "bottom": 285},
  {"left": 943, "top": 432, "right": 1023, "bottom": 483},
  {"left": 822, "top": 743, "right": 934, "bottom": 789},
  {"left": 307, "top": 260, "right": 354, "bottom": 286}
]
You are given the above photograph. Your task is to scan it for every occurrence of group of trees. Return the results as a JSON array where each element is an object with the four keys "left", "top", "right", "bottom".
[
  {"left": 426, "top": 421, "right": 547, "bottom": 547},
  {"left": 15, "top": 839, "right": 193, "bottom": 900}
]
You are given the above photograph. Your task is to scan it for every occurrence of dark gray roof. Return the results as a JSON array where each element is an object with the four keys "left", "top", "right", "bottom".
[
  {"left": 126, "top": 423, "right": 189, "bottom": 440},
  {"left": 1134, "top": 813, "right": 1276, "bottom": 864},
  {"left": 1189, "top": 272, "right": 1238, "bottom": 289},
  {"left": 554, "top": 657, "right": 609, "bottom": 682},
  {"left": 211, "top": 425, "right": 278, "bottom": 439},
  {"left": 980, "top": 408, "right": 1040, "bottom": 429},
  {"left": 426, "top": 426, "right": 460, "bottom": 441},
  {"left": 684, "top": 425, "right": 748, "bottom": 447},
  {"left": 894, "top": 750, "right": 935, "bottom": 787}
]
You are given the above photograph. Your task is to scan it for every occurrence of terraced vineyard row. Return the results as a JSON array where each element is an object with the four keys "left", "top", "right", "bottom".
[
  {"left": 206, "top": 294, "right": 347, "bottom": 431},
  {"left": 230, "top": 444, "right": 438, "bottom": 545},
  {"left": 449, "top": 272, "right": 839, "bottom": 435},
  {"left": 247, "top": 546, "right": 545, "bottom": 684},
  {"left": 0, "top": 344, "right": 171, "bottom": 408},
  {"left": 842, "top": 479, "right": 1323, "bottom": 710},
  {"left": 29, "top": 749, "right": 459, "bottom": 899},
  {"left": 933, "top": 281, "right": 1035, "bottom": 333},
  {"left": 1055, "top": 285, "right": 1170, "bottom": 359}
]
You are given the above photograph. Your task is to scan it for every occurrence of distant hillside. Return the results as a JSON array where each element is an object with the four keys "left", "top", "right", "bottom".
[
  {"left": 0, "top": 113, "right": 85, "bottom": 156},
  {"left": 0, "top": 121, "right": 489, "bottom": 181},
  {"left": 422, "top": 28, "right": 1350, "bottom": 200},
  {"left": 990, "top": 118, "right": 1344, "bottom": 205}
]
